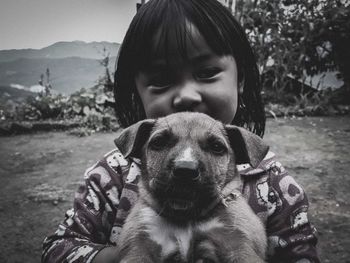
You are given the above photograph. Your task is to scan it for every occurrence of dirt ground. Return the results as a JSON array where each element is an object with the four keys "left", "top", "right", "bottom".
[{"left": 0, "top": 116, "right": 349, "bottom": 263}]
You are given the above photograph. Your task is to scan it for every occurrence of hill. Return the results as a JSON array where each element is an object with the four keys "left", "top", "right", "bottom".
[
  {"left": 0, "top": 56, "right": 116, "bottom": 95},
  {"left": 0, "top": 41, "right": 119, "bottom": 94},
  {"left": 0, "top": 41, "right": 120, "bottom": 63},
  {"left": 0, "top": 85, "right": 36, "bottom": 103}
]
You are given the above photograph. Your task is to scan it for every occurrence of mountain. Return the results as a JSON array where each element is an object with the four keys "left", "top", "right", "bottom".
[
  {"left": 0, "top": 41, "right": 120, "bottom": 63},
  {"left": 0, "top": 41, "right": 119, "bottom": 94},
  {"left": 0, "top": 56, "right": 116, "bottom": 94},
  {"left": 0, "top": 85, "right": 36, "bottom": 102}
]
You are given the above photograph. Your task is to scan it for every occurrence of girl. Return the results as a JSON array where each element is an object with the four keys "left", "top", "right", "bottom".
[{"left": 42, "top": 0, "right": 320, "bottom": 262}]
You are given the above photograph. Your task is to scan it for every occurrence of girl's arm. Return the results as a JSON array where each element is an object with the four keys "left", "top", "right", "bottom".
[
  {"left": 42, "top": 149, "right": 130, "bottom": 263},
  {"left": 265, "top": 163, "right": 320, "bottom": 263}
]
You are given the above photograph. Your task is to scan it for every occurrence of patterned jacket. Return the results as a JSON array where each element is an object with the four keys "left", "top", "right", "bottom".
[{"left": 42, "top": 148, "right": 320, "bottom": 263}]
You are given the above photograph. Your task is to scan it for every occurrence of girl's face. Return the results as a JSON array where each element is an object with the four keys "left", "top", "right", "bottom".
[{"left": 135, "top": 25, "right": 239, "bottom": 124}]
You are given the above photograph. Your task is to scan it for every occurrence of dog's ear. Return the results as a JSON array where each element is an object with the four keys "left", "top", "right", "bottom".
[
  {"left": 114, "top": 119, "right": 156, "bottom": 158},
  {"left": 225, "top": 125, "right": 269, "bottom": 168}
]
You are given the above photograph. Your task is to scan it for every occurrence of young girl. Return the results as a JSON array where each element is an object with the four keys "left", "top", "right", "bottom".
[{"left": 42, "top": 0, "right": 320, "bottom": 262}]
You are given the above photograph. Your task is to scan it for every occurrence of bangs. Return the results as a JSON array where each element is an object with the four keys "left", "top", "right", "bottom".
[{"left": 129, "top": 0, "right": 236, "bottom": 70}]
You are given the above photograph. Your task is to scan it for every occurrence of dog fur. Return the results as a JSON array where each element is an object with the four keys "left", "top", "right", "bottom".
[{"left": 114, "top": 112, "right": 268, "bottom": 263}]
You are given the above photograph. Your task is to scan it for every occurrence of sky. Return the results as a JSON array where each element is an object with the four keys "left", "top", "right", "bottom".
[{"left": 0, "top": 0, "right": 140, "bottom": 50}]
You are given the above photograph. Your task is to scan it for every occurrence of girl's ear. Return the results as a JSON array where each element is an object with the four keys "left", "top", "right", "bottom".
[
  {"left": 225, "top": 125, "right": 269, "bottom": 168},
  {"left": 114, "top": 119, "right": 156, "bottom": 158},
  {"left": 238, "top": 73, "right": 245, "bottom": 95}
]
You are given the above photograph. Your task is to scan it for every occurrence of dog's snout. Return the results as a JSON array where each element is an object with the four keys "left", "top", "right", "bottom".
[{"left": 173, "top": 160, "right": 200, "bottom": 181}]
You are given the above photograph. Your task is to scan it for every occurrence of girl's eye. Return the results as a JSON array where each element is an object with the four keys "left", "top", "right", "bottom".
[
  {"left": 148, "top": 73, "right": 172, "bottom": 89},
  {"left": 195, "top": 67, "right": 221, "bottom": 80}
]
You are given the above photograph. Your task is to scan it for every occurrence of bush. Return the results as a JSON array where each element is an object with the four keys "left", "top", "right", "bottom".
[{"left": 228, "top": 0, "right": 350, "bottom": 104}]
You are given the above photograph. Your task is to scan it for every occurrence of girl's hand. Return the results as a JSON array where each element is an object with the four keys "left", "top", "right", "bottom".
[{"left": 92, "top": 246, "right": 119, "bottom": 263}]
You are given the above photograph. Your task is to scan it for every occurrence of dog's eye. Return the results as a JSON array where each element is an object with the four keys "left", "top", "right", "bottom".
[
  {"left": 208, "top": 139, "right": 227, "bottom": 155},
  {"left": 149, "top": 134, "right": 168, "bottom": 150}
]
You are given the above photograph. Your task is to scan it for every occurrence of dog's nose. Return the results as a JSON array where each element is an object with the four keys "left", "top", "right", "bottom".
[{"left": 173, "top": 160, "right": 200, "bottom": 181}]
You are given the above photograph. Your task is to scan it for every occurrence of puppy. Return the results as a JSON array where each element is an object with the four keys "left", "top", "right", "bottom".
[{"left": 114, "top": 112, "right": 268, "bottom": 263}]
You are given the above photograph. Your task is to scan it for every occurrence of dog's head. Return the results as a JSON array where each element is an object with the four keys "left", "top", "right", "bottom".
[{"left": 115, "top": 112, "right": 269, "bottom": 221}]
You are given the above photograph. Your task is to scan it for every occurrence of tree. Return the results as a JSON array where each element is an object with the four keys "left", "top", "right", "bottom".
[
  {"left": 224, "top": 0, "right": 349, "bottom": 103},
  {"left": 98, "top": 47, "right": 113, "bottom": 93},
  {"left": 38, "top": 68, "right": 52, "bottom": 96}
]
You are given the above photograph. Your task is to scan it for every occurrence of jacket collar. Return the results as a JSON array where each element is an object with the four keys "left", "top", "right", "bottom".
[{"left": 237, "top": 151, "right": 275, "bottom": 176}]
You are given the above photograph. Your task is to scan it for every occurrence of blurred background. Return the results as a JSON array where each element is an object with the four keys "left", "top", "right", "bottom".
[{"left": 0, "top": 0, "right": 349, "bottom": 134}]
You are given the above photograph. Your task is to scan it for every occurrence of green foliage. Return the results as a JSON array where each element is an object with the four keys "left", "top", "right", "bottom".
[
  {"left": 25, "top": 93, "right": 67, "bottom": 120},
  {"left": 0, "top": 84, "right": 117, "bottom": 132},
  {"left": 64, "top": 85, "right": 116, "bottom": 130},
  {"left": 232, "top": 0, "right": 349, "bottom": 104}
]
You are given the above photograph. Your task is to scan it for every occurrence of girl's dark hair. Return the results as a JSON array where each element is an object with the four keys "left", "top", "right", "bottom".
[{"left": 114, "top": 0, "right": 265, "bottom": 137}]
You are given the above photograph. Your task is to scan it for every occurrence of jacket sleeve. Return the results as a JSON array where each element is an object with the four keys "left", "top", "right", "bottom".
[
  {"left": 265, "top": 161, "right": 320, "bottom": 263},
  {"left": 42, "top": 149, "right": 128, "bottom": 263}
]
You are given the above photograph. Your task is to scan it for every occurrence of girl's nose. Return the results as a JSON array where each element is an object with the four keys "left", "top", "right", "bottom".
[{"left": 173, "top": 83, "right": 202, "bottom": 111}]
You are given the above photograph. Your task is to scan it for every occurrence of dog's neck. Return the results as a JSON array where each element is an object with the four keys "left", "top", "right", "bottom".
[{"left": 199, "top": 178, "right": 243, "bottom": 218}]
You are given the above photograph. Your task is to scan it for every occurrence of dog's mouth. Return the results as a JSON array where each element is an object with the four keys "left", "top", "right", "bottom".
[
  {"left": 167, "top": 198, "right": 194, "bottom": 211},
  {"left": 150, "top": 178, "right": 198, "bottom": 213},
  {"left": 149, "top": 175, "right": 220, "bottom": 221},
  {"left": 164, "top": 186, "right": 197, "bottom": 211}
]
